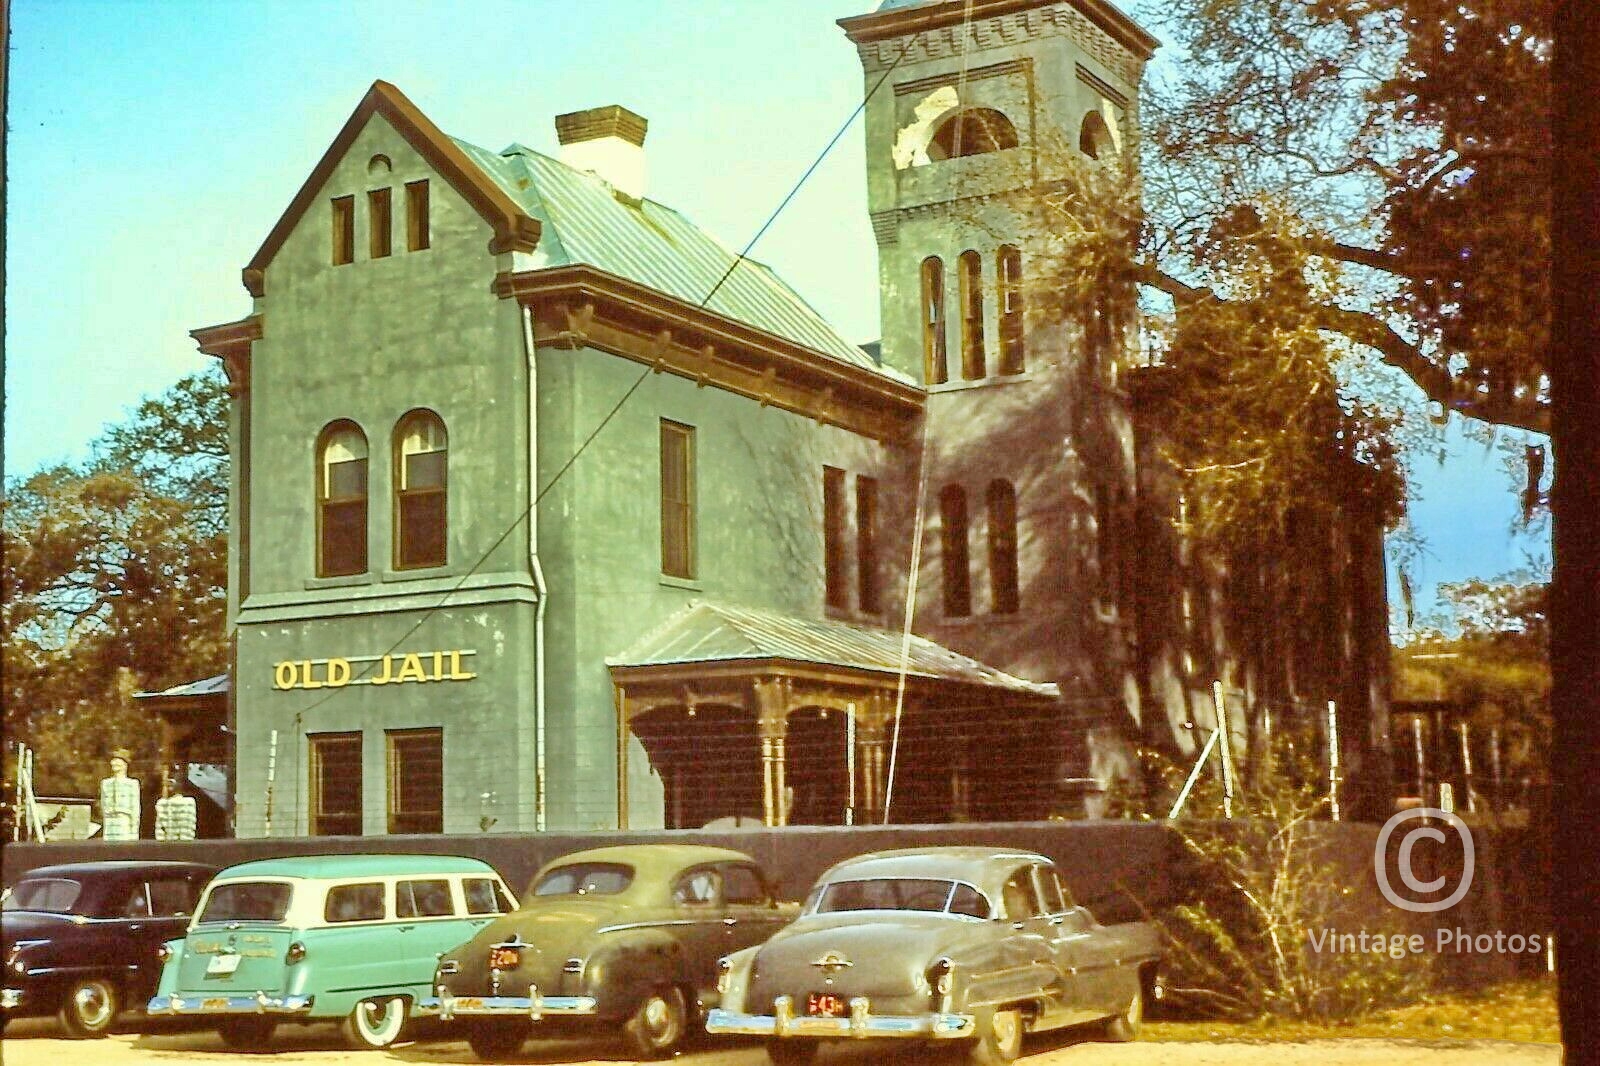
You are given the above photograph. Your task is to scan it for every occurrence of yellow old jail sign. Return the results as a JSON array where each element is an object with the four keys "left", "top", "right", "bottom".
[{"left": 272, "top": 650, "right": 477, "bottom": 690}]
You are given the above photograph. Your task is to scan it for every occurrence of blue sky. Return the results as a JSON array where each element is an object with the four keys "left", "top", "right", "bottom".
[{"left": 3, "top": 0, "right": 1547, "bottom": 628}]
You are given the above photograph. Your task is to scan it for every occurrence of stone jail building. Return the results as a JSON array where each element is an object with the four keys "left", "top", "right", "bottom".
[{"left": 182, "top": 0, "right": 1390, "bottom": 837}]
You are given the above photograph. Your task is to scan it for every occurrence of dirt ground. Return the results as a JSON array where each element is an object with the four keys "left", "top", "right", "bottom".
[{"left": 0, "top": 1017, "right": 1562, "bottom": 1066}]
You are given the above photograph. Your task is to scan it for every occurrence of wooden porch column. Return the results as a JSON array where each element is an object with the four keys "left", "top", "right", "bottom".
[
  {"left": 615, "top": 684, "right": 630, "bottom": 830},
  {"left": 754, "top": 678, "right": 792, "bottom": 827},
  {"left": 857, "top": 692, "right": 894, "bottom": 822}
]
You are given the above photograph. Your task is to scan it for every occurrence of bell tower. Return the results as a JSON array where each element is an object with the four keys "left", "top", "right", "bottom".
[{"left": 839, "top": 0, "right": 1157, "bottom": 384}]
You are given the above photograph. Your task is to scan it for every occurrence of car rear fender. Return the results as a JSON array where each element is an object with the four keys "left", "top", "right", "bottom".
[{"left": 583, "top": 930, "right": 689, "bottom": 1016}]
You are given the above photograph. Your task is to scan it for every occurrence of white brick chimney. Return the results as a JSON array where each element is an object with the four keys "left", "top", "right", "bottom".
[{"left": 554, "top": 105, "right": 648, "bottom": 201}]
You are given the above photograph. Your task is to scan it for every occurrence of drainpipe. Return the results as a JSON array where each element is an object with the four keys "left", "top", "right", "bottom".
[{"left": 521, "top": 304, "right": 549, "bottom": 832}]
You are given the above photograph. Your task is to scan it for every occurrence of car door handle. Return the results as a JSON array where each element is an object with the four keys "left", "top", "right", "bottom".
[
  {"left": 128, "top": 924, "right": 143, "bottom": 933},
  {"left": 398, "top": 924, "right": 416, "bottom": 932},
  {"left": 1050, "top": 916, "right": 1064, "bottom": 925}
]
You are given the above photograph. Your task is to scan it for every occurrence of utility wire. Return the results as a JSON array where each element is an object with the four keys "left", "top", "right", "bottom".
[{"left": 287, "top": 37, "right": 917, "bottom": 725}]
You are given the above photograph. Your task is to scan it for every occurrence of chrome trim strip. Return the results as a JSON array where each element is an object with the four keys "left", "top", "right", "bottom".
[
  {"left": 147, "top": 993, "right": 313, "bottom": 1016},
  {"left": 706, "top": 999, "right": 974, "bottom": 1041},
  {"left": 415, "top": 987, "right": 597, "bottom": 1021}
]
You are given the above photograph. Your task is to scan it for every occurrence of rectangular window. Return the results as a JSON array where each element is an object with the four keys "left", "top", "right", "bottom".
[
  {"left": 387, "top": 728, "right": 444, "bottom": 834},
  {"left": 396, "top": 879, "right": 453, "bottom": 918},
  {"left": 857, "top": 476, "right": 880, "bottom": 613},
  {"left": 309, "top": 732, "right": 362, "bottom": 836},
  {"left": 331, "top": 196, "right": 355, "bottom": 265},
  {"left": 823, "top": 466, "right": 848, "bottom": 609},
  {"left": 324, "top": 882, "right": 385, "bottom": 923},
  {"left": 406, "top": 180, "right": 431, "bottom": 251},
  {"left": 463, "top": 877, "right": 512, "bottom": 915},
  {"left": 660, "top": 421, "right": 696, "bottom": 579},
  {"left": 368, "top": 187, "right": 392, "bottom": 259},
  {"left": 396, "top": 448, "right": 447, "bottom": 569}
]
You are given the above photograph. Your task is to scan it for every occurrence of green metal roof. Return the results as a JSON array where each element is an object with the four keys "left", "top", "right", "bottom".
[
  {"left": 607, "top": 601, "right": 1059, "bottom": 697},
  {"left": 216, "top": 854, "right": 495, "bottom": 880},
  {"left": 452, "top": 137, "right": 905, "bottom": 381}
]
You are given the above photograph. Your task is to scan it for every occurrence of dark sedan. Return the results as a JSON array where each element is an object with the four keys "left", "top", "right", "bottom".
[{"left": 2, "top": 860, "right": 216, "bottom": 1037}]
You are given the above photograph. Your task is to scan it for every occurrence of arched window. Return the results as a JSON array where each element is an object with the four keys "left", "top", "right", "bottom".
[
  {"left": 928, "top": 108, "right": 1019, "bottom": 161},
  {"left": 921, "top": 256, "right": 948, "bottom": 385},
  {"left": 998, "top": 244, "right": 1024, "bottom": 374},
  {"left": 1079, "top": 111, "right": 1116, "bottom": 160},
  {"left": 940, "top": 484, "right": 971, "bottom": 618},
  {"left": 987, "top": 480, "right": 1019, "bottom": 614},
  {"left": 959, "top": 250, "right": 985, "bottom": 380},
  {"left": 317, "top": 422, "right": 368, "bottom": 577},
  {"left": 394, "top": 410, "right": 448, "bottom": 569}
]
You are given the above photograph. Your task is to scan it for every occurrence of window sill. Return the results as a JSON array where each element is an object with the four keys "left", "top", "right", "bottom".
[
  {"left": 659, "top": 573, "right": 702, "bottom": 591},
  {"left": 305, "top": 572, "right": 373, "bottom": 590},
  {"left": 927, "top": 372, "right": 1032, "bottom": 393},
  {"left": 826, "top": 605, "right": 886, "bottom": 625},
  {"left": 383, "top": 565, "right": 451, "bottom": 583},
  {"left": 937, "top": 610, "right": 1025, "bottom": 626}
]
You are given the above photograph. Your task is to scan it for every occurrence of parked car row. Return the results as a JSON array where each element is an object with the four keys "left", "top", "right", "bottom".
[{"left": 3, "top": 844, "right": 1161, "bottom": 1065}]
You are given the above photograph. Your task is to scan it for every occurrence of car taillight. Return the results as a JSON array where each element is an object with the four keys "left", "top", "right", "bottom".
[
  {"left": 285, "top": 941, "right": 306, "bottom": 965},
  {"left": 157, "top": 943, "right": 174, "bottom": 964}
]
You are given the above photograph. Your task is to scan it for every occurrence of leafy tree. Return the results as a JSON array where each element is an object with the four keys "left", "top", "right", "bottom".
[{"left": 2, "top": 368, "right": 228, "bottom": 799}]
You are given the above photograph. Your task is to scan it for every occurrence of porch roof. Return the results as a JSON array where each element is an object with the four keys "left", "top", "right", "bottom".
[{"left": 607, "top": 601, "right": 1058, "bottom": 698}]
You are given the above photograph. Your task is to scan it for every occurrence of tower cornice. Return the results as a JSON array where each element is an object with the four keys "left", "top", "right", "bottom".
[{"left": 838, "top": 0, "right": 1159, "bottom": 61}]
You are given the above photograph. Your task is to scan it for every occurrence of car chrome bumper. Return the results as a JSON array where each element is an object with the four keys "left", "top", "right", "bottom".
[
  {"left": 706, "top": 995, "right": 974, "bottom": 1040},
  {"left": 1, "top": 988, "right": 23, "bottom": 1011},
  {"left": 146, "top": 993, "right": 313, "bottom": 1016},
  {"left": 414, "top": 985, "right": 598, "bottom": 1021}
]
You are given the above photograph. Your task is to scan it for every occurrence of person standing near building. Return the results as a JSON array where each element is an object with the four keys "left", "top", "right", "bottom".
[
  {"left": 99, "top": 748, "right": 141, "bottom": 841},
  {"left": 154, "top": 765, "right": 197, "bottom": 841}
]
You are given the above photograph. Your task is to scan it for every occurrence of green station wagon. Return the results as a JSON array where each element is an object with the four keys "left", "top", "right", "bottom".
[{"left": 147, "top": 854, "right": 516, "bottom": 1050}]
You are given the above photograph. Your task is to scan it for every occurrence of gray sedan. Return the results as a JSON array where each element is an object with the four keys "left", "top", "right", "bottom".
[{"left": 706, "top": 846, "right": 1160, "bottom": 1065}]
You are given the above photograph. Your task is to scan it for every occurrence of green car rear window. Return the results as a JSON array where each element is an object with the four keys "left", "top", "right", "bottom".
[
  {"left": 199, "top": 881, "right": 293, "bottom": 924},
  {"left": 533, "top": 863, "right": 633, "bottom": 897}
]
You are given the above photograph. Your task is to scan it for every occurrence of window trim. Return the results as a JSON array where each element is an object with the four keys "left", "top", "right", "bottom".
[
  {"left": 405, "top": 179, "right": 431, "bottom": 251},
  {"left": 921, "top": 256, "right": 948, "bottom": 385},
  {"left": 823, "top": 466, "right": 848, "bottom": 610},
  {"left": 309, "top": 731, "right": 363, "bottom": 837},
  {"left": 392, "top": 409, "right": 449, "bottom": 572},
  {"left": 857, "top": 475, "right": 880, "bottom": 614},
  {"left": 368, "top": 187, "right": 392, "bottom": 259},
  {"left": 958, "top": 250, "right": 985, "bottom": 380},
  {"left": 998, "top": 244, "right": 1024, "bottom": 375},
  {"left": 386, "top": 727, "right": 444, "bottom": 835},
  {"left": 331, "top": 195, "right": 355, "bottom": 266},
  {"left": 940, "top": 484, "right": 972, "bottom": 618},
  {"left": 316, "top": 421, "right": 369, "bottom": 579},
  {"left": 660, "top": 420, "right": 697, "bottom": 579},
  {"left": 987, "top": 479, "right": 1020, "bottom": 614}
]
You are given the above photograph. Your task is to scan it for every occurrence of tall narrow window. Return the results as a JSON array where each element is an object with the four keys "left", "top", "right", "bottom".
[
  {"left": 940, "top": 484, "right": 971, "bottom": 617},
  {"left": 998, "top": 244, "right": 1024, "bottom": 374},
  {"left": 331, "top": 196, "right": 355, "bottom": 265},
  {"left": 309, "top": 732, "right": 362, "bottom": 836},
  {"left": 394, "top": 410, "right": 448, "bottom": 570},
  {"left": 857, "top": 476, "right": 880, "bottom": 614},
  {"left": 823, "top": 466, "right": 848, "bottom": 609},
  {"left": 987, "top": 479, "right": 1020, "bottom": 614},
  {"left": 406, "top": 180, "right": 431, "bottom": 251},
  {"left": 921, "top": 257, "right": 948, "bottom": 385},
  {"left": 387, "top": 728, "right": 443, "bottom": 834},
  {"left": 959, "top": 250, "right": 985, "bottom": 379},
  {"left": 660, "top": 421, "right": 696, "bottom": 578},
  {"left": 368, "top": 188, "right": 392, "bottom": 259},
  {"left": 317, "top": 421, "right": 368, "bottom": 577}
]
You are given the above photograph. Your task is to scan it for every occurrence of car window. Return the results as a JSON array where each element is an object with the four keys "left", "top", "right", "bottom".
[
  {"left": 949, "top": 883, "right": 990, "bottom": 919},
  {"left": 148, "top": 877, "right": 199, "bottom": 916},
  {"left": 199, "top": 881, "right": 293, "bottom": 924},
  {"left": 1001, "top": 868, "right": 1043, "bottom": 919},
  {"left": 721, "top": 865, "right": 768, "bottom": 906},
  {"left": 672, "top": 868, "right": 722, "bottom": 907},
  {"left": 813, "top": 878, "right": 961, "bottom": 914},
  {"left": 324, "top": 882, "right": 386, "bottom": 923},
  {"left": 533, "top": 863, "right": 633, "bottom": 897},
  {"left": 122, "top": 884, "right": 152, "bottom": 917},
  {"left": 4, "top": 878, "right": 83, "bottom": 913},
  {"left": 397, "top": 879, "right": 453, "bottom": 918},
  {"left": 1052, "top": 870, "right": 1077, "bottom": 911},
  {"left": 464, "top": 877, "right": 514, "bottom": 915},
  {"left": 1033, "top": 865, "right": 1066, "bottom": 915}
]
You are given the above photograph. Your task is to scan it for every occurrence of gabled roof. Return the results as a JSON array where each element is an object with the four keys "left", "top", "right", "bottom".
[
  {"left": 241, "top": 80, "right": 541, "bottom": 297},
  {"left": 608, "top": 601, "right": 1058, "bottom": 697}
]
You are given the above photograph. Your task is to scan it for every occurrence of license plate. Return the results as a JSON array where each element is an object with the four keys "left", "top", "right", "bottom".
[
  {"left": 488, "top": 947, "right": 520, "bottom": 970},
  {"left": 207, "top": 954, "right": 241, "bottom": 975},
  {"left": 805, "top": 992, "right": 848, "bottom": 1018}
]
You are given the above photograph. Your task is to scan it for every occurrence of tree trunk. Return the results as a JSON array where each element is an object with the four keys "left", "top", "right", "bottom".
[{"left": 1552, "top": 7, "right": 1598, "bottom": 1057}]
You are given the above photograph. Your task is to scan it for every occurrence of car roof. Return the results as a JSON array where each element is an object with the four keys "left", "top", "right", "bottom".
[
  {"left": 819, "top": 846, "right": 1050, "bottom": 893},
  {"left": 17, "top": 860, "right": 217, "bottom": 880},
  {"left": 537, "top": 843, "right": 757, "bottom": 876},
  {"left": 214, "top": 854, "right": 495, "bottom": 880}
]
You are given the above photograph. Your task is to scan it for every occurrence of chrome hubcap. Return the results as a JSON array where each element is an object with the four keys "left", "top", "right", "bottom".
[
  {"left": 75, "top": 985, "right": 111, "bottom": 1027},
  {"left": 644, "top": 996, "right": 671, "bottom": 1033}
]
